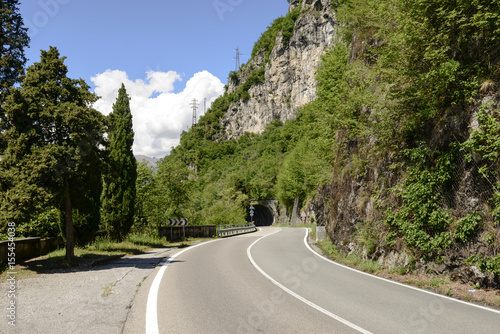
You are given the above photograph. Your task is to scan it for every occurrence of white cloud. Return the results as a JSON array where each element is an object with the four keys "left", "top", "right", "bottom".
[{"left": 91, "top": 70, "right": 225, "bottom": 158}]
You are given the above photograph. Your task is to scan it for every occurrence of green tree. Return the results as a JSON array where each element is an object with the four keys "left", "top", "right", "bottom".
[
  {"left": 0, "top": 0, "right": 30, "bottom": 148},
  {"left": 0, "top": 0, "right": 29, "bottom": 101},
  {"left": 133, "top": 160, "right": 155, "bottom": 232},
  {"left": 0, "top": 47, "right": 106, "bottom": 260},
  {"left": 155, "top": 157, "right": 193, "bottom": 220},
  {"left": 100, "top": 84, "right": 137, "bottom": 241}
]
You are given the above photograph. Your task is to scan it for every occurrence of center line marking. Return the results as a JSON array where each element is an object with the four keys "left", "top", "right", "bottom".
[{"left": 247, "top": 228, "right": 372, "bottom": 334}]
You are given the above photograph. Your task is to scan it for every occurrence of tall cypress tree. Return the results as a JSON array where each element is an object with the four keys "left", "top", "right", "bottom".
[{"left": 101, "top": 84, "right": 137, "bottom": 240}]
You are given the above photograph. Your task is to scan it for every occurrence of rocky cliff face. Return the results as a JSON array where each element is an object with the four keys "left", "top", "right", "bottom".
[
  {"left": 325, "top": 90, "right": 500, "bottom": 288},
  {"left": 221, "top": 0, "right": 336, "bottom": 139}
]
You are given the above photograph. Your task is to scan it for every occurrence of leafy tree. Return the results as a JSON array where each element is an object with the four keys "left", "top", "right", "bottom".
[
  {"left": 100, "top": 84, "right": 137, "bottom": 241},
  {"left": 133, "top": 160, "right": 155, "bottom": 232},
  {"left": 0, "top": 47, "right": 106, "bottom": 260},
  {"left": 0, "top": 0, "right": 29, "bottom": 101},
  {"left": 156, "top": 157, "right": 194, "bottom": 219},
  {"left": 0, "top": 0, "right": 30, "bottom": 148}
]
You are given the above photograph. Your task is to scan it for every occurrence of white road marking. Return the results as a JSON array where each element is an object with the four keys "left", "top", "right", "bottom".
[
  {"left": 145, "top": 239, "right": 220, "bottom": 334},
  {"left": 247, "top": 228, "right": 373, "bottom": 334},
  {"left": 302, "top": 228, "right": 500, "bottom": 315}
]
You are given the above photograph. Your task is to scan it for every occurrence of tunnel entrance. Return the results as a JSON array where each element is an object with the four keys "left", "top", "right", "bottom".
[{"left": 246, "top": 201, "right": 277, "bottom": 226}]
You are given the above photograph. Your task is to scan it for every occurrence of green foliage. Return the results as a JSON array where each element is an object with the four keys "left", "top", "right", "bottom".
[
  {"left": 462, "top": 102, "right": 500, "bottom": 178},
  {"left": 238, "top": 68, "right": 265, "bottom": 101},
  {"left": 101, "top": 84, "right": 137, "bottom": 241},
  {"left": 356, "top": 221, "right": 378, "bottom": 256},
  {"left": 383, "top": 0, "right": 499, "bottom": 139},
  {"left": 467, "top": 254, "right": 500, "bottom": 276},
  {"left": 228, "top": 71, "right": 239, "bottom": 84},
  {"left": 17, "top": 207, "right": 61, "bottom": 239},
  {"left": 251, "top": 2, "right": 302, "bottom": 64},
  {"left": 318, "top": 237, "right": 384, "bottom": 273},
  {"left": 0, "top": 0, "right": 30, "bottom": 105},
  {"left": 155, "top": 157, "right": 194, "bottom": 220},
  {"left": 462, "top": 102, "right": 500, "bottom": 223},
  {"left": 453, "top": 212, "right": 482, "bottom": 243},
  {"left": 493, "top": 191, "right": 500, "bottom": 224},
  {"left": 126, "top": 233, "right": 165, "bottom": 248},
  {"left": 199, "top": 186, "right": 249, "bottom": 226},
  {"left": 0, "top": 47, "right": 106, "bottom": 258},
  {"left": 321, "top": 0, "right": 500, "bottom": 262},
  {"left": 385, "top": 145, "right": 455, "bottom": 256},
  {"left": 133, "top": 160, "right": 156, "bottom": 232}
]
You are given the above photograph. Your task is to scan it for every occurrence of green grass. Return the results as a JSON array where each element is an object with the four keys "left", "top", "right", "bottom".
[
  {"left": 429, "top": 276, "right": 451, "bottom": 289},
  {"left": 0, "top": 233, "right": 201, "bottom": 276},
  {"left": 389, "top": 266, "right": 408, "bottom": 275},
  {"left": 317, "top": 237, "right": 384, "bottom": 274}
]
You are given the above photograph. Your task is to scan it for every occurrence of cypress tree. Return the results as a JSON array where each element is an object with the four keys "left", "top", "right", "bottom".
[{"left": 101, "top": 84, "right": 137, "bottom": 240}]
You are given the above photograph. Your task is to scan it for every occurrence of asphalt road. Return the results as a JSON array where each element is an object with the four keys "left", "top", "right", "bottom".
[{"left": 143, "top": 227, "right": 500, "bottom": 334}]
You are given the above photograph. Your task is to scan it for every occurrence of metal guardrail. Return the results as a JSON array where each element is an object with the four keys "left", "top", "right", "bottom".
[{"left": 217, "top": 223, "right": 257, "bottom": 237}]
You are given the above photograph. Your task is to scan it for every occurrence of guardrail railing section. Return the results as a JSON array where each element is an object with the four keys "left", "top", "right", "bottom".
[{"left": 217, "top": 223, "right": 257, "bottom": 237}]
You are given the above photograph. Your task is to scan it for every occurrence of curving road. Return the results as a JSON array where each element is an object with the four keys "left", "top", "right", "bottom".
[{"left": 144, "top": 227, "right": 500, "bottom": 334}]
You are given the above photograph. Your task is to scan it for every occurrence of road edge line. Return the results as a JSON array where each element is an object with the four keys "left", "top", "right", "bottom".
[
  {"left": 145, "top": 239, "right": 221, "bottom": 334},
  {"left": 302, "top": 228, "right": 500, "bottom": 315},
  {"left": 247, "top": 228, "right": 373, "bottom": 334}
]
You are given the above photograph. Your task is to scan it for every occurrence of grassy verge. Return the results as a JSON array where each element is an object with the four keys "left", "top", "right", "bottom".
[
  {"left": 317, "top": 237, "right": 384, "bottom": 274},
  {"left": 0, "top": 234, "right": 207, "bottom": 280}
]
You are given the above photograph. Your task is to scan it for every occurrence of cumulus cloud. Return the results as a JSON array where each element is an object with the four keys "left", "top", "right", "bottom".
[{"left": 91, "top": 70, "right": 225, "bottom": 158}]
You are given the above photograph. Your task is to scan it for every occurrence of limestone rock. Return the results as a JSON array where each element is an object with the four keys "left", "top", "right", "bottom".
[{"left": 221, "top": 0, "right": 336, "bottom": 139}]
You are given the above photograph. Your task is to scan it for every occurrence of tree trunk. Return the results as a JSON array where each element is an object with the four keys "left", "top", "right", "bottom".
[{"left": 64, "top": 178, "right": 75, "bottom": 261}]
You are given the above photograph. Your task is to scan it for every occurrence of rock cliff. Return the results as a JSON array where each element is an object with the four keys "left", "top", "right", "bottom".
[
  {"left": 325, "top": 89, "right": 500, "bottom": 288},
  {"left": 221, "top": 0, "right": 336, "bottom": 139}
]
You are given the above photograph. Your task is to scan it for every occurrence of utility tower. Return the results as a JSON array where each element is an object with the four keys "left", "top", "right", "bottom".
[
  {"left": 190, "top": 98, "right": 199, "bottom": 127},
  {"left": 233, "top": 46, "right": 245, "bottom": 71}
]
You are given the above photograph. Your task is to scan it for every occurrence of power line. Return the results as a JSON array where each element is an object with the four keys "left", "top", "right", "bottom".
[
  {"left": 190, "top": 98, "right": 199, "bottom": 127},
  {"left": 233, "top": 46, "right": 245, "bottom": 71}
]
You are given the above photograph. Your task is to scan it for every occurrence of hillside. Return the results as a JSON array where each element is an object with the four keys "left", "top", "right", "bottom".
[
  {"left": 135, "top": 155, "right": 159, "bottom": 168},
  {"left": 142, "top": 0, "right": 500, "bottom": 287}
]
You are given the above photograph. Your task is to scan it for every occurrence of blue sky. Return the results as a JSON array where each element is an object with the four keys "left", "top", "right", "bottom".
[{"left": 18, "top": 0, "right": 290, "bottom": 157}]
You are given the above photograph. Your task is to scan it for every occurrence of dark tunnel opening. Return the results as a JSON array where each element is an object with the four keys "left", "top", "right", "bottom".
[{"left": 246, "top": 204, "right": 274, "bottom": 226}]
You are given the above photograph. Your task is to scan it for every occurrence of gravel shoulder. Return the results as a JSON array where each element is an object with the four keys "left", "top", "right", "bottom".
[{"left": 0, "top": 247, "right": 175, "bottom": 334}]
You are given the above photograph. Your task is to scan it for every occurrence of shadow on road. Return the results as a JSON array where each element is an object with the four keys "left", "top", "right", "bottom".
[{"left": 17, "top": 247, "right": 186, "bottom": 275}]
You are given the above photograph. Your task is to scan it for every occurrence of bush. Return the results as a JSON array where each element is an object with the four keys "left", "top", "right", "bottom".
[
  {"left": 453, "top": 212, "right": 482, "bottom": 243},
  {"left": 17, "top": 208, "right": 61, "bottom": 239}
]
